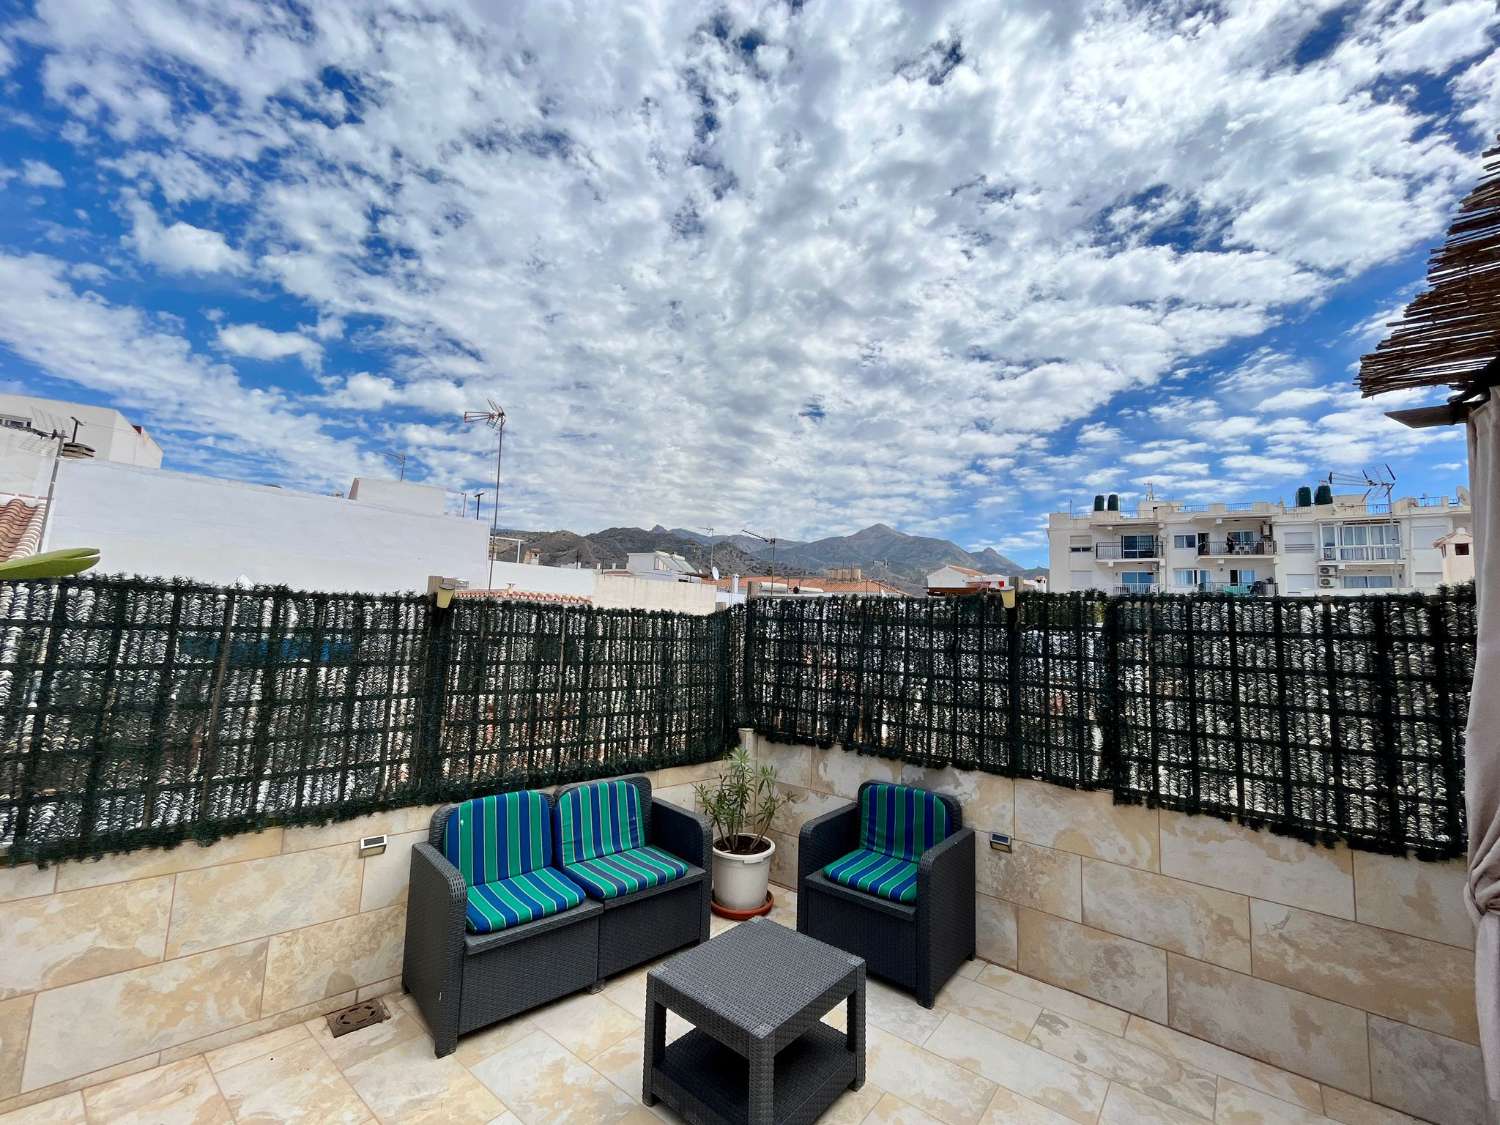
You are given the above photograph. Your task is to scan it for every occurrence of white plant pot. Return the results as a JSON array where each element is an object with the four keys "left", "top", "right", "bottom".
[{"left": 711, "top": 836, "right": 776, "bottom": 911}]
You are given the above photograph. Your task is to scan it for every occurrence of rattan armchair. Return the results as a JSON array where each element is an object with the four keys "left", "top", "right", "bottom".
[{"left": 796, "top": 781, "right": 975, "bottom": 1007}]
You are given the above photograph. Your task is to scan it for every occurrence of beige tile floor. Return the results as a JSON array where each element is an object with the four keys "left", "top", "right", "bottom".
[{"left": 0, "top": 887, "right": 1427, "bottom": 1125}]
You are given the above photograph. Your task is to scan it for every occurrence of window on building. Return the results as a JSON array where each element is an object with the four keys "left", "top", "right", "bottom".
[
  {"left": 1456, "top": 542, "right": 1471, "bottom": 556},
  {"left": 1172, "top": 534, "right": 1197, "bottom": 550},
  {"left": 1229, "top": 568, "right": 1256, "bottom": 586},
  {"left": 1120, "top": 534, "right": 1156, "bottom": 559},
  {"left": 1172, "top": 569, "right": 1205, "bottom": 587},
  {"left": 1342, "top": 575, "right": 1395, "bottom": 590},
  {"left": 1120, "top": 571, "right": 1154, "bottom": 591},
  {"left": 1070, "top": 545, "right": 1092, "bottom": 553}
]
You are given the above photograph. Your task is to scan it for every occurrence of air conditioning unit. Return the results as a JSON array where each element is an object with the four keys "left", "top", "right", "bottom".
[
  {"left": 1317, "top": 565, "right": 1337, "bottom": 576},
  {"left": 1318, "top": 577, "right": 1336, "bottom": 588}
]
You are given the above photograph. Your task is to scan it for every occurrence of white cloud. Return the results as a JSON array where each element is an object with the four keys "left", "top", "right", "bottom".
[
  {"left": 0, "top": 0, "right": 1493, "bottom": 537},
  {"left": 125, "top": 198, "right": 245, "bottom": 275},
  {"left": 216, "top": 323, "right": 322, "bottom": 369},
  {"left": 0, "top": 252, "right": 368, "bottom": 486},
  {"left": 20, "top": 160, "right": 63, "bottom": 187}
]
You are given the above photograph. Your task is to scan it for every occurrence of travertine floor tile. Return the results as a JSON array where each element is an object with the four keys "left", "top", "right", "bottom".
[
  {"left": 1123, "top": 1017, "right": 1324, "bottom": 1113},
  {"left": 214, "top": 1037, "right": 369, "bottom": 1125},
  {"left": 864, "top": 1026, "right": 996, "bottom": 1125},
  {"left": 1318, "top": 1088, "right": 1423, "bottom": 1124},
  {"left": 935, "top": 976, "right": 1043, "bottom": 1041},
  {"left": 979, "top": 1086, "right": 1076, "bottom": 1124},
  {"left": 467, "top": 1029, "right": 656, "bottom": 1124},
  {"left": 1215, "top": 1078, "right": 1339, "bottom": 1123},
  {"left": 976, "top": 964, "right": 1129, "bottom": 1036},
  {"left": 205, "top": 1025, "right": 311, "bottom": 1073},
  {"left": 924, "top": 1013, "right": 1108, "bottom": 1125},
  {"left": 308, "top": 1004, "right": 428, "bottom": 1071},
  {"left": 865, "top": 979, "right": 947, "bottom": 1045},
  {"left": 532, "top": 991, "right": 642, "bottom": 1061},
  {"left": 1098, "top": 1082, "right": 1204, "bottom": 1124},
  {"left": 453, "top": 1014, "right": 539, "bottom": 1069},
  {"left": 864, "top": 1092, "right": 942, "bottom": 1123},
  {"left": 0, "top": 1093, "right": 85, "bottom": 1125},
  {"left": 81, "top": 1056, "right": 231, "bottom": 1125},
  {"left": 342, "top": 1033, "right": 503, "bottom": 1125},
  {"left": 1027, "top": 1010, "right": 1216, "bottom": 1119}
]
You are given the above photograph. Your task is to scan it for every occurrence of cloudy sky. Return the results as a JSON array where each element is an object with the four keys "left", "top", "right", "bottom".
[{"left": 0, "top": 1, "right": 1494, "bottom": 565}]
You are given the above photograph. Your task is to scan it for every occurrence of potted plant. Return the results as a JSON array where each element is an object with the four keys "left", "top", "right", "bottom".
[{"left": 695, "top": 747, "right": 788, "bottom": 914}]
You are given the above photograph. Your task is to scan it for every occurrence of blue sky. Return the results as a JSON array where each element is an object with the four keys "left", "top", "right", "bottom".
[{"left": 0, "top": 1, "right": 1495, "bottom": 567}]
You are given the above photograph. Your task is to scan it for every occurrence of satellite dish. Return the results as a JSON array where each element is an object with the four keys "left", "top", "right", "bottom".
[{"left": 711, "top": 566, "right": 720, "bottom": 581}]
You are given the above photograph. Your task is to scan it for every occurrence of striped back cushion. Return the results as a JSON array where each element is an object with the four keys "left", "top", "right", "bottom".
[
  {"left": 555, "top": 780, "right": 644, "bottom": 865},
  {"left": 443, "top": 790, "right": 551, "bottom": 886},
  {"left": 859, "top": 783, "right": 952, "bottom": 862}
]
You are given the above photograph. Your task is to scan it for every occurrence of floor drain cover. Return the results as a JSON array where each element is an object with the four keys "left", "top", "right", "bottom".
[{"left": 326, "top": 998, "right": 390, "bottom": 1038}]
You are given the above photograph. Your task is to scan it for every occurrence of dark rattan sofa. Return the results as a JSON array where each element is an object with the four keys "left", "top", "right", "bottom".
[
  {"left": 404, "top": 776, "right": 711, "bottom": 1057},
  {"left": 553, "top": 774, "right": 711, "bottom": 980},
  {"left": 797, "top": 780, "right": 975, "bottom": 1007},
  {"left": 404, "top": 788, "right": 603, "bottom": 1057}
]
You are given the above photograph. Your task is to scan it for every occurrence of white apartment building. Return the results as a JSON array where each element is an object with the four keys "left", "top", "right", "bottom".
[{"left": 1048, "top": 487, "right": 1472, "bottom": 596}]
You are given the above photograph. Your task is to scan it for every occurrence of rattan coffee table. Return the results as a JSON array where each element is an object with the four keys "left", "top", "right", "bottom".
[{"left": 642, "top": 916, "right": 866, "bottom": 1125}]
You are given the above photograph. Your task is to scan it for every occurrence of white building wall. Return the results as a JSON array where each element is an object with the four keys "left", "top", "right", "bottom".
[
  {"left": 44, "top": 460, "right": 490, "bottom": 594},
  {"left": 593, "top": 575, "right": 719, "bottom": 614},
  {"left": 0, "top": 394, "right": 162, "bottom": 469}
]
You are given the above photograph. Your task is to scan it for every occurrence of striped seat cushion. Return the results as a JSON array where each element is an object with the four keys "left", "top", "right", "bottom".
[
  {"left": 823, "top": 847, "right": 920, "bottom": 905},
  {"left": 563, "top": 844, "right": 689, "bottom": 900},
  {"left": 555, "top": 780, "right": 644, "bottom": 865},
  {"left": 859, "top": 783, "right": 952, "bottom": 862},
  {"left": 464, "top": 868, "right": 586, "bottom": 934},
  {"left": 444, "top": 790, "right": 552, "bottom": 886}
]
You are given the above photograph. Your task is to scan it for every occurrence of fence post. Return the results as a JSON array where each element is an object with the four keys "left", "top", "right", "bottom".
[
  {"left": 1006, "top": 593, "right": 1022, "bottom": 776},
  {"left": 1370, "top": 596, "right": 1404, "bottom": 849},
  {"left": 12, "top": 581, "right": 71, "bottom": 853},
  {"left": 412, "top": 592, "right": 454, "bottom": 799},
  {"left": 1101, "top": 595, "right": 1121, "bottom": 791},
  {"left": 1428, "top": 590, "right": 1465, "bottom": 852}
]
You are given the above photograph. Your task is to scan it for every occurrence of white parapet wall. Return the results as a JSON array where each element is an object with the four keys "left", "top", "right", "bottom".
[
  {"left": 44, "top": 459, "right": 490, "bottom": 593},
  {"left": 749, "top": 736, "right": 1488, "bottom": 1125}
]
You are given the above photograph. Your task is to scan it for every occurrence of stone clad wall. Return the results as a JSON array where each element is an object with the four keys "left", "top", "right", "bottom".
[
  {"left": 753, "top": 736, "right": 1488, "bottom": 1125},
  {"left": 0, "top": 760, "right": 717, "bottom": 1118}
]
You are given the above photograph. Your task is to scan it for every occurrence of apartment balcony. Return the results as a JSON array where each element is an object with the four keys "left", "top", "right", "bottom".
[
  {"left": 1112, "top": 583, "right": 1161, "bottom": 595},
  {"left": 1320, "top": 545, "right": 1403, "bottom": 564},
  {"left": 1094, "top": 539, "right": 1161, "bottom": 560},
  {"left": 1197, "top": 537, "right": 1276, "bottom": 557}
]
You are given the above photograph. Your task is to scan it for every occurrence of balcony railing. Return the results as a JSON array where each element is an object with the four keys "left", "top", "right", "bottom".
[
  {"left": 1322, "top": 545, "right": 1402, "bottom": 562},
  {"left": 1113, "top": 584, "right": 1161, "bottom": 595},
  {"left": 1198, "top": 537, "right": 1275, "bottom": 556},
  {"left": 1095, "top": 539, "right": 1161, "bottom": 560}
]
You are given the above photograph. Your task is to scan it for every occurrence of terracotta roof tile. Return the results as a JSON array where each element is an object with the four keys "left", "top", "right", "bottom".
[{"left": 456, "top": 588, "right": 592, "bottom": 607}]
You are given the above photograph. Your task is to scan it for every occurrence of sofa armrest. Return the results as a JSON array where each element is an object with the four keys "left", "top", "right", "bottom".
[
  {"left": 651, "top": 797, "right": 711, "bottom": 870},
  {"left": 404, "top": 843, "right": 466, "bottom": 1056},
  {"left": 798, "top": 802, "right": 859, "bottom": 886}
]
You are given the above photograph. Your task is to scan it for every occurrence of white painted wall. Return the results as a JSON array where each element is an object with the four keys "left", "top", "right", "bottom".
[
  {"left": 348, "top": 476, "right": 448, "bottom": 516},
  {"left": 594, "top": 574, "right": 719, "bottom": 614},
  {"left": 44, "top": 460, "right": 490, "bottom": 593},
  {"left": 484, "top": 560, "right": 597, "bottom": 597},
  {"left": 0, "top": 393, "right": 162, "bottom": 468}
]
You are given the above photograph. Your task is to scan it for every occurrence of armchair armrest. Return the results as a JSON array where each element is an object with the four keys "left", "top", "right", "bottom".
[
  {"left": 404, "top": 842, "right": 466, "bottom": 1056},
  {"left": 798, "top": 802, "right": 859, "bottom": 886},
  {"left": 651, "top": 797, "right": 711, "bottom": 870},
  {"left": 916, "top": 826, "right": 976, "bottom": 1004}
]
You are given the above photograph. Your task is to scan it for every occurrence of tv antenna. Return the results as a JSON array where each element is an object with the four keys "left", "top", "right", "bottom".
[
  {"left": 383, "top": 450, "right": 409, "bottom": 481},
  {"left": 1327, "top": 466, "right": 1396, "bottom": 510},
  {"left": 740, "top": 528, "right": 778, "bottom": 596},
  {"left": 699, "top": 526, "right": 716, "bottom": 574},
  {"left": 462, "top": 399, "right": 507, "bottom": 589}
]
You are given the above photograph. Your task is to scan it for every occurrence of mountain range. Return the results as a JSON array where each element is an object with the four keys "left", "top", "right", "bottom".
[{"left": 496, "top": 522, "right": 1045, "bottom": 594}]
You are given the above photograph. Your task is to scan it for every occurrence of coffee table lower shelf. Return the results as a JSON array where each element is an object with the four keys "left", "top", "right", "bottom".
[{"left": 648, "top": 1023, "right": 857, "bottom": 1125}]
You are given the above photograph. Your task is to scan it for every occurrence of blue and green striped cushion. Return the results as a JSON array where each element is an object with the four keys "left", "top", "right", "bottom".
[
  {"left": 555, "top": 780, "right": 644, "bottom": 865},
  {"left": 859, "top": 783, "right": 951, "bottom": 862},
  {"left": 443, "top": 790, "right": 551, "bottom": 886},
  {"left": 563, "top": 844, "right": 688, "bottom": 900},
  {"left": 464, "top": 868, "right": 586, "bottom": 934},
  {"left": 823, "top": 847, "right": 920, "bottom": 904}
]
